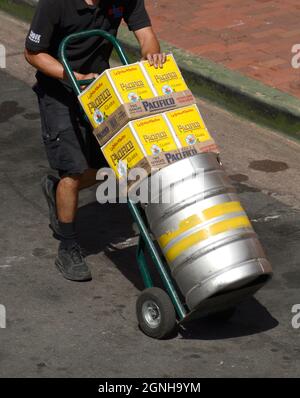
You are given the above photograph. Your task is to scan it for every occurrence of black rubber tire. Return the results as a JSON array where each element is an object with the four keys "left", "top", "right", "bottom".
[
  {"left": 136, "top": 287, "right": 177, "bottom": 339},
  {"left": 206, "top": 307, "right": 236, "bottom": 322}
]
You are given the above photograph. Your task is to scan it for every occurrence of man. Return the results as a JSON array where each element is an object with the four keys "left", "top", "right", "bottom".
[{"left": 24, "top": 0, "right": 165, "bottom": 282}]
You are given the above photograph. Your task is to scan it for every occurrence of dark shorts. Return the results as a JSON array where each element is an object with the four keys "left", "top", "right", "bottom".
[{"left": 33, "top": 82, "right": 107, "bottom": 177}]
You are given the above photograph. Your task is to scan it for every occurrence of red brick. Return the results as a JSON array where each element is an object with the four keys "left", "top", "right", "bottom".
[{"left": 145, "top": 0, "right": 300, "bottom": 98}]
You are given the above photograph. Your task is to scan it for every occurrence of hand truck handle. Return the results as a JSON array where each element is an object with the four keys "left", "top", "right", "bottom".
[{"left": 58, "top": 29, "right": 130, "bottom": 95}]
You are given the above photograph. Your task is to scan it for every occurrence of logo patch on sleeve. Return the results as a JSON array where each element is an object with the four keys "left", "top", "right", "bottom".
[{"left": 28, "top": 30, "right": 41, "bottom": 44}]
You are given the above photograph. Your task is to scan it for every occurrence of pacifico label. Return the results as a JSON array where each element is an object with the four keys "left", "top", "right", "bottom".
[
  {"left": 165, "top": 147, "right": 198, "bottom": 163},
  {"left": 142, "top": 54, "right": 188, "bottom": 96},
  {"left": 164, "top": 105, "right": 212, "bottom": 147},
  {"left": 131, "top": 115, "right": 178, "bottom": 156},
  {"left": 79, "top": 74, "right": 120, "bottom": 128},
  {"left": 108, "top": 64, "right": 155, "bottom": 104}
]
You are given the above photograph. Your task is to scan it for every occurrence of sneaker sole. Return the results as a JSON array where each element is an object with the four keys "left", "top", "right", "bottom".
[{"left": 55, "top": 258, "right": 92, "bottom": 282}]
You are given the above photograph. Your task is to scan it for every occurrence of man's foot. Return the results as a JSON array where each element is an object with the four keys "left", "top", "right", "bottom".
[
  {"left": 41, "top": 175, "right": 61, "bottom": 238},
  {"left": 55, "top": 243, "right": 92, "bottom": 282}
]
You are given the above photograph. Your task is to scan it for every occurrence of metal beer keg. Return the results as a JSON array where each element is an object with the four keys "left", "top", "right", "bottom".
[{"left": 141, "top": 153, "right": 272, "bottom": 311}]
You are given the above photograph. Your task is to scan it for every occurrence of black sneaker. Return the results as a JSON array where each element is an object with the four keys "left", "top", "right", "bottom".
[
  {"left": 41, "top": 175, "right": 61, "bottom": 238},
  {"left": 55, "top": 243, "right": 92, "bottom": 282}
]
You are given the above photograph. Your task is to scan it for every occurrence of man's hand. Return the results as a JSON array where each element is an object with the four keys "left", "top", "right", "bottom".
[
  {"left": 134, "top": 27, "right": 166, "bottom": 69},
  {"left": 74, "top": 72, "right": 99, "bottom": 81},
  {"left": 74, "top": 72, "right": 99, "bottom": 89},
  {"left": 146, "top": 52, "right": 166, "bottom": 69}
]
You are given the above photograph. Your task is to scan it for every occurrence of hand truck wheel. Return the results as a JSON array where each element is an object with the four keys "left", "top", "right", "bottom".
[{"left": 136, "top": 287, "right": 177, "bottom": 339}]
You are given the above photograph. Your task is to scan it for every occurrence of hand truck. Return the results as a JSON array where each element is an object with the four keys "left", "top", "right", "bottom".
[{"left": 58, "top": 29, "right": 261, "bottom": 339}]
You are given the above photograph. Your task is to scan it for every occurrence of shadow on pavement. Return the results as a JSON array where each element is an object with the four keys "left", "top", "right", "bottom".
[
  {"left": 76, "top": 200, "right": 162, "bottom": 292},
  {"left": 178, "top": 297, "right": 279, "bottom": 340},
  {"left": 76, "top": 201, "right": 134, "bottom": 255}
]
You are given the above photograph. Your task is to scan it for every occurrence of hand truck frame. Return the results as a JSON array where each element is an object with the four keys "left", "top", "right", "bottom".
[{"left": 59, "top": 29, "right": 238, "bottom": 339}]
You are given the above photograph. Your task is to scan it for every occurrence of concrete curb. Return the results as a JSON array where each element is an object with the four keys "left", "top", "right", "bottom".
[{"left": 2, "top": 0, "right": 300, "bottom": 138}]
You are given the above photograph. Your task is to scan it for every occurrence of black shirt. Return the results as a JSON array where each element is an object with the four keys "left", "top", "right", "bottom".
[{"left": 25, "top": 0, "right": 151, "bottom": 91}]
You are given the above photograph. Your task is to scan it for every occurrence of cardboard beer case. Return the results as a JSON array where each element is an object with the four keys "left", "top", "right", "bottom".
[
  {"left": 141, "top": 53, "right": 189, "bottom": 96},
  {"left": 78, "top": 62, "right": 155, "bottom": 129},
  {"left": 100, "top": 105, "right": 219, "bottom": 191},
  {"left": 93, "top": 90, "right": 195, "bottom": 147},
  {"left": 164, "top": 104, "right": 212, "bottom": 147},
  {"left": 101, "top": 114, "right": 179, "bottom": 180},
  {"left": 78, "top": 56, "right": 195, "bottom": 146}
]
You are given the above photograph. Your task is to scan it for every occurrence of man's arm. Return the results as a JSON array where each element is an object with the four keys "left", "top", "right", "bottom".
[
  {"left": 24, "top": 49, "right": 97, "bottom": 82},
  {"left": 24, "top": 0, "right": 96, "bottom": 82},
  {"left": 134, "top": 26, "right": 166, "bottom": 68},
  {"left": 123, "top": 0, "right": 165, "bottom": 68},
  {"left": 24, "top": 49, "right": 65, "bottom": 80}
]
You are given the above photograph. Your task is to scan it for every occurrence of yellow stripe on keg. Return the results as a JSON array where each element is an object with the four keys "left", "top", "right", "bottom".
[
  {"left": 165, "top": 216, "right": 251, "bottom": 263},
  {"left": 158, "top": 201, "right": 244, "bottom": 249}
]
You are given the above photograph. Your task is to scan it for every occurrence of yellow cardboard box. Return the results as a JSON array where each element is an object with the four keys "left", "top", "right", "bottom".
[
  {"left": 164, "top": 104, "right": 213, "bottom": 147},
  {"left": 78, "top": 63, "right": 155, "bottom": 128},
  {"left": 102, "top": 140, "right": 219, "bottom": 192},
  {"left": 101, "top": 108, "right": 219, "bottom": 192},
  {"left": 131, "top": 115, "right": 179, "bottom": 156},
  {"left": 101, "top": 114, "right": 179, "bottom": 179},
  {"left": 141, "top": 54, "right": 188, "bottom": 96},
  {"left": 93, "top": 90, "right": 195, "bottom": 146}
]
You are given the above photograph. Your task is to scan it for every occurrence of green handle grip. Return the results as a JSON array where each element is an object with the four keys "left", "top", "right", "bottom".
[{"left": 78, "top": 79, "right": 95, "bottom": 87}]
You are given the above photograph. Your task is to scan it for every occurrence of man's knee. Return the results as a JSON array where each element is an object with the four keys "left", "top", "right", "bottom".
[{"left": 58, "top": 174, "right": 82, "bottom": 191}]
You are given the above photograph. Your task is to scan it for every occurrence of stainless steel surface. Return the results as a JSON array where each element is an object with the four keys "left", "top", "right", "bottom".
[
  {"left": 142, "top": 301, "right": 161, "bottom": 328},
  {"left": 140, "top": 153, "right": 273, "bottom": 311}
]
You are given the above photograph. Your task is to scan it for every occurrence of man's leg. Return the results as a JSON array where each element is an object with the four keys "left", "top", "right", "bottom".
[
  {"left": 56, "top": 175, "right": 80, "bottom": 224},
  {"left": 34, "top": 83, "right": 101, "bottom": 281},
  {"left": 56, "top": 168, "right": 97, "bottom": 223},
  {"left": 54, "top": 168, "right": 100, "bottom": 281},
  {"left": 53, "top": 167, "right": 102, "bottom": 281}
]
